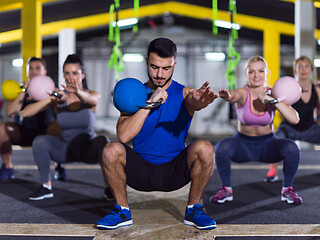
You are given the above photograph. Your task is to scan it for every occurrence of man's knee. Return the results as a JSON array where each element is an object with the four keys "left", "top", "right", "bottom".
[
  {"left": 192, "top": 139, "right": 213, "bottom": 154},
  {"left": 102, "top": 142, "right": 126, "bottom": 165},
  {"left": 0, "top": 123, "right": 8, "bottom": 139},
  {"left": 189, "top": 140, "right": 214, "bottom": 165},
  {"left": 1, "top": 122, "right": 21, "bottom": 144},
  {"left": 0, "top": 123, "right": 12, "bottom": 138}
]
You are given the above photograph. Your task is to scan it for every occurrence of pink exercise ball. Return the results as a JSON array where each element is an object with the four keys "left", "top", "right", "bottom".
[
  {"left": 28, "top": 75, "right": 55, "bottom": 101},
  {"left": 272, "top": 76, "right": 302, "bottom": 105}
]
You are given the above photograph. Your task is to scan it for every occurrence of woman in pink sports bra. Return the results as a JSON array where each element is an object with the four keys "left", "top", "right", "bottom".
[{"left": 209, "top": 56, "right": 303, "bottom": 205}]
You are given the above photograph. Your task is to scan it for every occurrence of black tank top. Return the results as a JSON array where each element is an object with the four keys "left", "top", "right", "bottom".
[
  {"left": 20, "top": 94, "right": 56, "bottom": 130},
  {"left": 286, "top": 84, "right": 317, "bottom": 131}
]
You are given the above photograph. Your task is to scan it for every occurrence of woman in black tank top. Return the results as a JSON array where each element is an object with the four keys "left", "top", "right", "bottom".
[
  {"left": 21, "top": 54, "right": 109, "bottom": 201},
  {"left": 265, "top": 56, "right": 320, "bottom": 183}
]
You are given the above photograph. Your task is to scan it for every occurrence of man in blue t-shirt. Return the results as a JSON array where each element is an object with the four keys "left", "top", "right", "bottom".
[
  {"left": 96, "top": 38, "right": 219, "bottom": 230},
  {"left": 0, "top": 57, "right": 64, "bottom": 181}
]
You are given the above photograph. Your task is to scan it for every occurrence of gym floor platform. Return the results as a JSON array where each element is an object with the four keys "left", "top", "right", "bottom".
[{"left": 0, "top": 142, "right": 319, "bottom": 240}]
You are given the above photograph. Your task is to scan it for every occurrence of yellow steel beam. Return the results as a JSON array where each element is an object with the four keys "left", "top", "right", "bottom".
[
  {"left": 21, "top": 0, "right": 42, "bottom": 81},
  {"left": 0, "top": 1, "right": 313, "bottom": 82},
  {"left": 0, "top": 0, "right": 60, "bottom": 11},
  {"left": 0, "top": 2, "right": 298, "bottom": 43},
  {"left": 264, "top": 26, "right": 282, "bottom": 129},
  {"left": 282, "top": 0, "right": 320, "bottom": 8},
  {"left": 0, "top": 2, "right": 22, "bottom": 12},
  {"left": 0, "top": 1, "right": 295, "bottom": 83},
  {"left": 0, "top": 29, "right": 21, "bottom": 43},
  {"left": 264, "top": 26, "right": 281, "bottom": 85},
  {"left": 0, "top": 1, "right": 303, "bottom": 124}
]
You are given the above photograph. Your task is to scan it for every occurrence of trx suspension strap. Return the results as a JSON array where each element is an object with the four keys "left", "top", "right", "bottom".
[
  {"left": 108, "top": 0, "right": 123, "bottom": 81},
  {"left": 225, "top": 0, "right": 241, "bottom": 119}
]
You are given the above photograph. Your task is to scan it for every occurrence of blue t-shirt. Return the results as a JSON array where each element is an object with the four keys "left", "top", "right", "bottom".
[{"left": 133, "top": 80, "right": 192, "bottom": 165}]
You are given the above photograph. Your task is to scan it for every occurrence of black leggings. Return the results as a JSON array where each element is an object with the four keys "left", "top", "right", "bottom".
[{"left": 215, "top": 132, "right": 300, "bottom": 187}]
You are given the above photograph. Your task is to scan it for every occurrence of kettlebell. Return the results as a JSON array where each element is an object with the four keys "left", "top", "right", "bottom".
[
  {"left": 113, "top": 78, "right": 161, "bottom": 114},
  {"left": 1, "top": 79, "right": 25, "bottom": 100}
]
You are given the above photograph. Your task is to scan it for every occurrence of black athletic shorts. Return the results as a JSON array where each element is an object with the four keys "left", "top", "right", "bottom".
[
  {"left": 14, "top": 124, "right": 46, "bottom": 146},
  {"left": 123, "top": 143, "right": 191, "bottom": 192}
]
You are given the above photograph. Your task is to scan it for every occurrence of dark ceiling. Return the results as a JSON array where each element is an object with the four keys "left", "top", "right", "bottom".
[{"left": 0, "top": 0, "right": 318, "bottom": 54}]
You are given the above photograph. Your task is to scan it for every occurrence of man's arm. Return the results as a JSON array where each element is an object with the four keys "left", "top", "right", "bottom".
[
  {"left": 5, "top": 92, "right": 26, "bottom": 118},
  {"left": 116, "top": 110, "right": 150, "bottom": 143},
  {"left": 184, "top": 81, "right": 218, "bottom": 116},
  {"left": 116, "top": 87, "right": 168, "bottom": 143},
  {"left": 5, "top": 81, "right": 29, "bottom": 118},
  {"left": 21, "top": 96, "right": 56, "bottom": 118}
]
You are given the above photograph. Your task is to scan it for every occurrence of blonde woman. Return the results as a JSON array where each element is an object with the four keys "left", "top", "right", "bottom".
[
  {"left": 210, "top": 56, "right": 302, "bottom": 205},
  {"left": 265, "top": 56, "right": 320, "bottom": 182}
]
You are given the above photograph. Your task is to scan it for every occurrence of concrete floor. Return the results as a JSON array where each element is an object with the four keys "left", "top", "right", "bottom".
[{"left": 0, "top": 145, "right": 320, "bottom": 239}]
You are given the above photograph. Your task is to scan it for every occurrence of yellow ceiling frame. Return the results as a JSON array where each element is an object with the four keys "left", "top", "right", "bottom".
[
  {"left": 0, "top": 2, "right": 22, "bottom": 12},
  {"left": 282, "top": 0, "right": 320, "bottom": 8},
  {"left": 0, "top": 1, "right": 318, "bottom": 84},
  {"left": 0, "top": 1, "right": 298, "bottom": 43},
  {"left": 0, "top": 0, "right": 57, "bottom": 12},
  {"left": 0, "top": 0, "right": 60, "bottom": 80}
]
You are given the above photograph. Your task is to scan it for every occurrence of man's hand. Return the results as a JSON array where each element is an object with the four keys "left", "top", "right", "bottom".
[
  {"left": 187, "top": 81, "right": 218, "bottom": 111},
  {"left": 22, "top": 81, "right": 30, "bottom": 90},
  {"left": 147, "top": 87, "right": 168, "bottom": 105}
]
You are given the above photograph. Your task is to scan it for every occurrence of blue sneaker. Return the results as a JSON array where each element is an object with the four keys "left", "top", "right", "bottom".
[
  {"left": 0, "top": 163, "right": 14, "bottom": 181},
  {"left": 184, "top": 203, "right": 216, "bottom": 230},
  {"left": 96, "top": 204, "right": 133, "bottom": 230},
  {"left": 54, "top": 164, "right": 68, "bottom": 181}
]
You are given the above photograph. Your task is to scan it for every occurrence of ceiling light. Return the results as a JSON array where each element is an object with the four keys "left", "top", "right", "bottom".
[
  {"left": 123, "top": 53, "right": 144, "bottom": 62},
  {"left": 314, "top": 59, "right": 320, "bottom": 67},
  {"left": 113, "top": 18, "right": 138, "bottom": 28},
  {"left": 214, "top": 20, "right": 241, "bottom": 30},
  {"left": 205, "top": 52, "right": 226, "bottom": 62},
  {"left": 12, "top": 58, "right": 23, "bottom": 67}
]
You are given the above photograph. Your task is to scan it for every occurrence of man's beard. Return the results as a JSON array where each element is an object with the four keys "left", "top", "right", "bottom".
[{"left": 148, "top": 72, "right": 173, "bottom": 88}]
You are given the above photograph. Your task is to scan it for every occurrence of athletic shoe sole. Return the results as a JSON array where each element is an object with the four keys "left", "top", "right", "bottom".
[
  {"left": 210, "top": 195, "right": 233, "bottom": 203},
  {"left": 54, "top": 173, "right": 67, "bottom": 181},
  {"left": 184, "top": 220, "right": 216, "bottom": 230},
  {"left": 0, "top": 176, "right": 15, "bottom": 181},
  {"left": 29, "top": 193, "right": 54, "bottom": 201},
  {"left": 0, "top": 174, "right": 15, "bottom": 181},
  {"left": 96, "top": 219, "right": 133, "bottom": 230},
  {"left": 281, "top": 196, "right": 302, "bottom": 204},
  {"left": 264, "top": 175, "right": 279, "bottom": 183}
]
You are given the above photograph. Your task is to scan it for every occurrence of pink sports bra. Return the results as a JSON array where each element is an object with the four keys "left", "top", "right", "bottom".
[{"left": 236, "top": 85, "right": 274, "bottom": 127}]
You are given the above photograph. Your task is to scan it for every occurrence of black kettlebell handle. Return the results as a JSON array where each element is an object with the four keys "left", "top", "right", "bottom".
[
  {"left": 19, "top": 83, "right": 27, "bottom": 93},
  {"left": 50, "top": 91, "right": 62, "bottom": 99},
  {"left": 144, "top": 89, "right": 162, "bottom": 109},
  {"left": 145, "top": 100, "right": 162, "bottom": 108}
]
